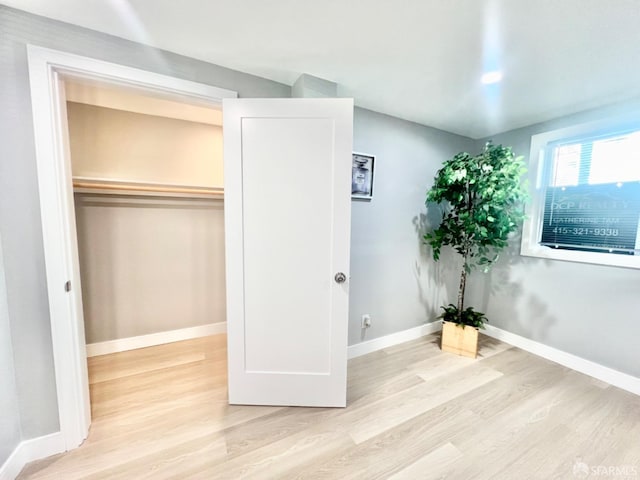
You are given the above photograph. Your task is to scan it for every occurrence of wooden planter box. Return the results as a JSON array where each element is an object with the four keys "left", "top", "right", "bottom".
[{"left": 441, "top": 321, "right": 479, "bottom": 359}]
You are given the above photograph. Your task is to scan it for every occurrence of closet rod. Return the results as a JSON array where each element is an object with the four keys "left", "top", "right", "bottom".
[{"left": 72, "top": 177, "right": 224, "bottom": 199}]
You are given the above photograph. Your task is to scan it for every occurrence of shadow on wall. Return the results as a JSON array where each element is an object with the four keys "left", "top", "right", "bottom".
[
  {"left": 412, "top": 206, "right": 460, "bottom": 324},
  {"left": 411, "top": 202, "right": 558, "bottom": 340},
  {"left": 475, "top": 230, "right": 558, "bottom": 340}
]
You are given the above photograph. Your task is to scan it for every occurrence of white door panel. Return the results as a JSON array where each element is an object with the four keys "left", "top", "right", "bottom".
[{"left": 224, "top": 98, "right": 353, "bottom": 407}]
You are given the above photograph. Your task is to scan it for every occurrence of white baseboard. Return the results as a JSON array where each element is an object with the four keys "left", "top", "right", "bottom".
[
  {"left": 347, "top": 321, "right": 441, "bottom": 359},
  {"left": 3, "top": 322, "right": 637, "bottom": 480},
  {"left": 345, "top": 321, "right": 640, "bottom": 396},
  {"left": 0, "top": 432, "right": 64, "bottom": 480},
  {"left": 89, "top": 320, "right": 439, "bottom": 361},
  {"left": 483, "top": 325, "right": 640, "bottom": 396},
  {"left": 86, "top": 322, "right": 227, "bottom": 357}
]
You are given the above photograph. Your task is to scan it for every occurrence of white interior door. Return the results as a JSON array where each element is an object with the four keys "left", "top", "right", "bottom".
[{"left": 224, "top": 98, "right": 353, "bottom": 407}]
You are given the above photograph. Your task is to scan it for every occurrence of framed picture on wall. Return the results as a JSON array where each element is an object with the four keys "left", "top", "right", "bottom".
[{"left": 351, "top": 152, "right": 375, "bottom": 200}]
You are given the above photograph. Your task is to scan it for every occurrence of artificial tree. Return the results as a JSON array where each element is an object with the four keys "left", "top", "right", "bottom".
[{"left": 424, "top": 142, "right": 528, "bottom": 328}]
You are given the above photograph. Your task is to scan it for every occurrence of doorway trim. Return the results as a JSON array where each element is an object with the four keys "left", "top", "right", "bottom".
[{"left": 27, "top": 45, "right": 237, "bottom": 451}]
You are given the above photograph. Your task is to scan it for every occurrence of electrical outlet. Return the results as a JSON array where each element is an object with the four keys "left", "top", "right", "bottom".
[{"left": 361, "top": 314, "right": 372, "bottom": 329}]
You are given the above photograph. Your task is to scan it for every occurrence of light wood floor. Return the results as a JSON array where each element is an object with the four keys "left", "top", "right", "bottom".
[{"left": 19, "top": 333, "right": 640, "bottom": 479}]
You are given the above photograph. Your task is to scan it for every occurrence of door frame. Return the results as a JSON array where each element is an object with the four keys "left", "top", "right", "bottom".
[{"left": 27, "top": 45, "right": 237, "bottom": 451}]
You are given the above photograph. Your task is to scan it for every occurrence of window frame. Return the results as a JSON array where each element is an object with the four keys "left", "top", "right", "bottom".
[{"left": 520, "top": 115, "right": 640, "bottom": 269}]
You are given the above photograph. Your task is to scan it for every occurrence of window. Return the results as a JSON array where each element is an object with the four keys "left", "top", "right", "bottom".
[{"left": 521, "top": 118, "right": 640, "bottom": 269}]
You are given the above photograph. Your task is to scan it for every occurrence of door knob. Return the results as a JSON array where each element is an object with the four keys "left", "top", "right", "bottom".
[{"left": 334, "top": 272, "right": 347, "bottom": 284}]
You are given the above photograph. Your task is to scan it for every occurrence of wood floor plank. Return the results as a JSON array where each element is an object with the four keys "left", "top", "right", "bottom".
[
  {"left": 17, "top": 333, "right": 640, "bottom": 479},
  {"left": 288, "top": 404, "right": 482, "bottom": 480},
  {"left": 82, "top": 433, "right": 228, "bottom": 480},
  {"left": 224, "top": 371, "right": 423, "bottom": 459},
  {"left": 89, "top": 350, "right": 207, "bottom": 384},
  {"left": 442, "top": 370, "right": 623, "bottom": 480},
  {"left": 386, "top": 442, "right": 463, "bottom": 480},
  {"left": 183, "top": 428, "right": 355, "bottom": 480},
  {"left": 347, "top": 365, "right": 503, "bottom": 444}
]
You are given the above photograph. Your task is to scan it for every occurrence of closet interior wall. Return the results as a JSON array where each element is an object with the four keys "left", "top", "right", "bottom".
[{"left": 67, "top": 97, "right": 226, "bottom": 346}]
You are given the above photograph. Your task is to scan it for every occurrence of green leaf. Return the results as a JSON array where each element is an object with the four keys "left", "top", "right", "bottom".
[{"left": 424, "top": 141, "right": 528, "bottom": 310}]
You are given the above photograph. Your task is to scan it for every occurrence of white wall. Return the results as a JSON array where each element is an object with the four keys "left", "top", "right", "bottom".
[
  {"left": 349, "top": 108, "right": 476, "bottom": 345},
  {"left": 465, "top": 101, "right": 640, "bottom": 378},
  {"left": 67, "top": 102, "right": 223, "bottom": 187}
]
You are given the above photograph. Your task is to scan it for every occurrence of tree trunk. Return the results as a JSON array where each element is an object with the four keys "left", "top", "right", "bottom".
[{"left": 457, "top": 262, "right": 467, "bottom": 321}]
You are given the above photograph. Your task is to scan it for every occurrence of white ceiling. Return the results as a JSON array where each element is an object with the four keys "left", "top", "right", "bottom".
[{"left": 7, "top": 0, "right": 640, "bottom": 138}]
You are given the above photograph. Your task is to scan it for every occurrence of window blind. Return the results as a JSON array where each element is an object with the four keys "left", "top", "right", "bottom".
[{"left": 541, "top": 128, "right": 640, "bottom": 254}]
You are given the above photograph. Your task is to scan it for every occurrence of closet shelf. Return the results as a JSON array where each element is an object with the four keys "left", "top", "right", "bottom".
[{"left": 72, "top": 177, "right": 224, "bottom": 199}]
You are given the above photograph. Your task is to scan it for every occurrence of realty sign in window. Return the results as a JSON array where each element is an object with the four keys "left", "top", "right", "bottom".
[
  {"left": 521, "top": 120, "right": 640, "bottom": 269},
  {"left": 541, "top": 183, "right": 640, "bottom": 254}
]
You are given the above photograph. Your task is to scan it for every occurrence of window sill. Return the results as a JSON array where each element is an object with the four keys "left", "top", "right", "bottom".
[{"left": 520, "top": 240, "right": 640, "bottom": 269}]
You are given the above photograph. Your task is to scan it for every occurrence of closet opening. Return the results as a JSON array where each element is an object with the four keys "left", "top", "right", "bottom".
[
  {"left": 64, "top": 78, "right": 229, "bottom": 436},
  {"left": 28, "top": 45, "right": 238, "bottom": 450}
]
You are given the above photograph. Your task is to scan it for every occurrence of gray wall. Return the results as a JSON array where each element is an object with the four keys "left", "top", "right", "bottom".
[
  {"left": 0, "top": 234, "right": 22, "bottom": 466},
  {"left": 0, "top": 5, "right": 289, "bottom": 440},
  {"left": 75, "top": 196, "right": 226, "bottom": 343},
  {"left": 465, "top": 102, "right": 640, "bottom": 378},
  {"left": 0, "top": 3, "right": 480, "bottom": 444},
  {"left": 349, "top": 108, "right": 476, "bottom": 344},
  {"left": 68, "top": 102, "right": 227, "bottom": 343},
  {"left": 5, "top": 2, "right": 637, "bottom": 456}
]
